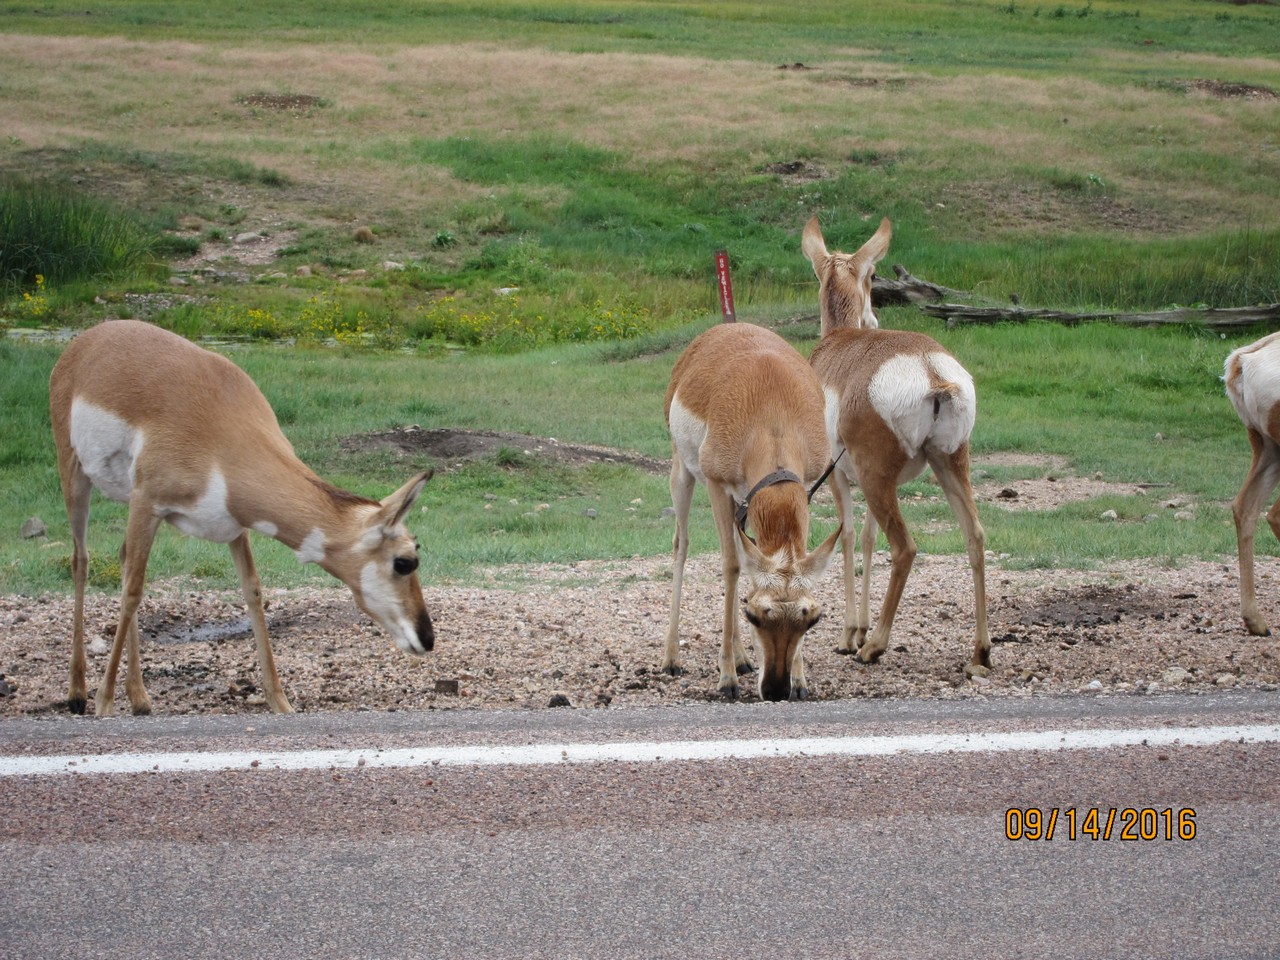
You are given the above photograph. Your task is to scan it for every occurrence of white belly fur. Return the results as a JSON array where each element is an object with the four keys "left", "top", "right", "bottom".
[{"left": 157, "top": 469, "right": 245, "bottom": 544}]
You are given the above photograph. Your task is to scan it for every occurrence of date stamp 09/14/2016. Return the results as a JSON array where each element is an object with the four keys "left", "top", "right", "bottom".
[{"left": 1005, "top": 807, "right": 1197, "bottom": 842}]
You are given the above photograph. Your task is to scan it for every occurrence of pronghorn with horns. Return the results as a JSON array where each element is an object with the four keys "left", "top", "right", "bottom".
[
  {"left": 663, "top": 321, "right": 841, "bottom": 701},
  {"left": 803, "top": 216, "right": 991, "bottom": 676},
  {"left": 49, "top": 320, "right": 436, "bottom": 716}
]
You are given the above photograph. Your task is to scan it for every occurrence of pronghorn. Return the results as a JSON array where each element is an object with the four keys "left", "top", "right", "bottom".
[
  {"left": 663, "top": 322, "right": 842, "bottom": 701},
  {"left": 1225, "top": 331, "right": 1280, "bottom": 636},
  {"left": 802, "top": 216, "right": 991, "bottom": 675},
  {"left": 49, "top": 319, "right": 436, "bottom": 716}
]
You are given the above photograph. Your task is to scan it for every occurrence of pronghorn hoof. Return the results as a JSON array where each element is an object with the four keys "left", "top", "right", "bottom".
[
  {"left": 67, "top": 696, "right": 86, "bottom": 716},
  {"left": 854, "top": 650, "right": 885, "bottom": 665},
  {"left": 719, "top": 684, "right": 740, "bottom": 701},
  {"left": 735, "top": 662, "right": 754, "bottom": 676},
  {"left": 833, "top": 646, "right": 856, "bottom": 656},
  {"left": 131, "top": 701, "right": 153, "bottom": 717},
  {"left": 790, "top": 687, "right": 809, "bottom": 702},
  {"left": 661, "top": 665, "right": 684, "bottom": 677}
]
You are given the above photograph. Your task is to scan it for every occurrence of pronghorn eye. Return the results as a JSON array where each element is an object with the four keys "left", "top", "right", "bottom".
[{"left": 393, "top": 556, "right": 418, "bottom": 576}]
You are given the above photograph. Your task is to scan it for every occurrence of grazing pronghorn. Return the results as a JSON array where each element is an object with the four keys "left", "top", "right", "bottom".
[
  {"left": 663, "top": 322, "right": 842, "bottom": 701},
  {"left": 1225, "top": 331, "right": 1280, "bottom": 636},
  {"left": 49, "top": 320, "right": 436, "bottom": 716},
  {"left": 802, "top": 216, "right": 991, "bottom": 675}
]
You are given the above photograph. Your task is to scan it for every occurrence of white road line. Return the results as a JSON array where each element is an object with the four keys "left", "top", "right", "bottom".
[{"left": 2, "top": 724, "right": 1278, "bottom": 778}]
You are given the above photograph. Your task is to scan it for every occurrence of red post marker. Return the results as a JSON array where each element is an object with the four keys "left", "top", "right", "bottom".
[{"left": 714, "top": 249, "right": 736, "bottom": 322}]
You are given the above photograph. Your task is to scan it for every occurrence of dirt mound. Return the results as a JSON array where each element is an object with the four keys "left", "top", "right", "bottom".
[{"left": 342, "top": 427, "right": 670, "bottom": 474}]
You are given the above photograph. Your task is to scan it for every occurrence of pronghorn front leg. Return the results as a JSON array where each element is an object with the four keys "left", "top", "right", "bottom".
[
  {"left": 663, "top": 457, "right": 697, "bottom": 676},
  {"left": 829, "top": 470, "right": 868, "bottom": 654},
  {"left": 228, "top": 533, "right": 293, "bottom": 713},
  {"left": 97, "top": 508, "right": 161, "bottom": 717},
  {"left": 710, "top": 486, "right": 750, "bottom": 698}
]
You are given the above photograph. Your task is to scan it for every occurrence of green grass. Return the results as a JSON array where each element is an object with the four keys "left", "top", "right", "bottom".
[
  {"left": 0, "top": 176, "right": 159, "bottom": 294},
  {"left": 0, "top": 314, "right": 1270, "bottom": 598},
  {"left": 1, "top": 0, "right": 1278, "bottom": 597}
]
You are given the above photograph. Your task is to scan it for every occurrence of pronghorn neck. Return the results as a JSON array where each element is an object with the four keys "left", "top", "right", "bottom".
[
  {"left": 819, "top": 277, "right": 872, "bottom": 338},
  {"left": 238, "top": 458, "right": 380, "bottom": 568},
  {"left": 744, "top": 481, "right": 809, "bottom": 564}
]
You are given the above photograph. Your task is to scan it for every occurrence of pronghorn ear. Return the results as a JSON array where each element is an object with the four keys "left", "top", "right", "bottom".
[
  {"left": 856, "top": 217, "right": 892, "bottom": 272},
  {"left": 801, "top": 216, "right": 830, "bottom": 277},
  {"left": 800, "top": 523, "right": 843, "bottom": 580},
  {"left": 377, "top": 470, "right": 434, "bottom": 529},
  {"left": 734, "top": 523, "right": 774, "bottom": 574}
]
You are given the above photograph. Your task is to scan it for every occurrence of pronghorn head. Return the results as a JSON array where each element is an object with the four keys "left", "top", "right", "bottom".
[
  {"left": 735, "top": 523, "right": 841, "bottom": 702},
  {"left": 318, "top": 471, "right": 436, "bottom": 656},
  {"left": 802, "top": 216, "right": 892, "bottom": 336}
]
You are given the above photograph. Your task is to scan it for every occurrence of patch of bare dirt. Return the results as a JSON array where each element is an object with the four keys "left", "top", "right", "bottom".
[
  {"left": 236, "top": 93, "right": 328, "bottom": 112},
  {"left": 1182, "top": 79, "right": 1278, "bottom": 102}
]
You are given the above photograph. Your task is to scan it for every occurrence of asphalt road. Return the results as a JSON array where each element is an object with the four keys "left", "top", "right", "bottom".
[{"left": 2, "top": 691, "right": 1278, "bottom": 960}]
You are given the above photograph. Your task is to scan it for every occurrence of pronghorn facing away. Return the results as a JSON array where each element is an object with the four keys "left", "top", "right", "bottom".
[
  {"left": 664, "top": 322, "right": 841, "bottom": 701},
  {"left": 803, "top": 217, "right": 991, "bottom": 675},
  {"left": 49, "top": 320, "right": 436, "bottom": 716},
  {"left": 1225, "top": 331, "right": 1280, "bottom": 636}
]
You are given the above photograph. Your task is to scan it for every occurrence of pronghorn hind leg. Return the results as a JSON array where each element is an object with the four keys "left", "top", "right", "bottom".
[
  {"left": 1233, "top": 430, "right": 1280, "bottom": 636},
  {"left": 663, "top": 456, "right": 697, "bottom": 676},
  {"left": 228, "top": 533, "right": 293, "bottom": 713},
  {"left": 854, "top": 469, "right": 916, "bottom": 665},
  {"left": 930, "top": 446, "right": 991, "bottom": 673},
  {"left": 96, "top": 507, "right": 160, "bottom": 717}
]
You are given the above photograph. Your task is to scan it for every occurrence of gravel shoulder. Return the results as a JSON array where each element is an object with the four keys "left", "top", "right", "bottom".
[{"left": 3, "top": 550, "right": 1278, "bottom": 719}]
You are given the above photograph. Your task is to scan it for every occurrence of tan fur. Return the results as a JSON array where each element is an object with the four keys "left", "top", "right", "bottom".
[
  {"left": 49, "top": 320, "right": 435, "bottom": 716},
  {"left": 663, "top": 322, "right": 841, "bottom": 701},
  {"left": 1224, "top": 331, "right": 1280, "bottom": 636},
  {"left": 803, "top": 217, "right": 991, "bottom": 674}
]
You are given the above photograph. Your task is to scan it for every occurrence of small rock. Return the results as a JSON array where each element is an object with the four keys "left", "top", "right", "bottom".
[
  {"left": 660, "top": 506, "right": 677, "bottom": 519},
  {"left": 434, "top": 678, "right": 460, "bottom": 696},
  {"left": 383, "top": 261, "right": 405, "bottom": 271},
  {"left": 1085, "top": 679, "right": 1104, "bottom": 691},
  {"left": 295, "top": 265, "right": 313, "bottom": 277},
  {"left": 1214, "top": 673, "right": 1237, "bottom": 687},
  {"left": 0, "top": 676, "right": 15, "bottom": 698},
  {"left": 20, "top": 517, "right": 47, "bottom": 540},
  {"left": 1161, "top": 666, "right": 1193, "bottom": 685},
  {"left": 964, "top": 663, "right": 990, "bottom": 680},
  {"left": 233, "top": 231, "right": 263, "bottom": 245},
  {"left": 548, "top": 693, "right": 572, "bottom": 708},
  {"left": 1174, "top": 510, "right": 1194, "bottom": 522},
  {"left": 997, "top": 488, "right": 1019, "bottom": 499},
  {"left": 583, "top": 509, "right": 598, "bottom": 519},
  {"left": 1100, "top": 509, "right": 1118, "bottom": 522}
]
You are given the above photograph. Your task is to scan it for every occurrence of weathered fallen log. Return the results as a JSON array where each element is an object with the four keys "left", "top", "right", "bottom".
[
  {"left": 872, "top": 264, "right": 961, "bottom": 306},
  {"left": 922, "top": 302, "right": 1280, "bottom": 330}
]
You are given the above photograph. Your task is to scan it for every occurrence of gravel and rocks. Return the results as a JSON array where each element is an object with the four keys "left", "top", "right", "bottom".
[{"left": 1, "top": 550, "right": 1277, "bottom": 718}]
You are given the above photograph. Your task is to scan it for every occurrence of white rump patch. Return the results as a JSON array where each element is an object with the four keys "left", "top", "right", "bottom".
[
  {"left": 668, "top": 393, "right": 709, "bottom": 484},
  {"left": 295, "top": 528, "right": 327, "bottom": 565},
  {"left": 868, "top": 353, "right": 976, "bottom": 457},
  {"left": 360, "top": 561, "right": 417, "bottom": 652},
  {"left": 1228, "top": 336, "right": 1280, "bottom": 432},
  {"left": 69, "top": 398, "right": 143, "bottom": 503}
]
